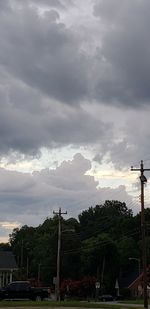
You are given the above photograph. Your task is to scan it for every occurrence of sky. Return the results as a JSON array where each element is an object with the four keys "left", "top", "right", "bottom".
[{"left": 0, "top": 0, "right": 150, "bottom": 242}]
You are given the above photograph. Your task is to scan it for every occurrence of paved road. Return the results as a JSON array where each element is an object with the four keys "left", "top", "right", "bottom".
[
  {"left": 91, "top": 301, "right": 148, "bottom": 308},
  {"left": 0, "top": 306, "right": 147, "bottom": 309},
  {"left": 0, "top": 304, "right": 148, "bottom": 309}
]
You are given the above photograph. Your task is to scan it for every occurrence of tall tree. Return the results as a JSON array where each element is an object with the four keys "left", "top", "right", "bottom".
[
  {"left": 81, "top": 233, "right": 119, "bottom": 293},
  {"left": 79, "top": 200, "right": 133, "bottom": 240}
]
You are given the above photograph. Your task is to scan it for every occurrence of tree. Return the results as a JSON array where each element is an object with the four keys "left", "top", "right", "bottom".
[
  {"left": 79, "top": 200, "right": 133, "bottom": 241},
  {"left": 81, "top": 233, "right": 119, "bottom": 293},
  {"left": 8, "top": 200, "right": 144, "bottom": 291},
  {"left": 0, "top": 243, "right": 11, "bottom": 251},
  {"left": 9, "top": 216, "right": 81, "bottom": 284}
]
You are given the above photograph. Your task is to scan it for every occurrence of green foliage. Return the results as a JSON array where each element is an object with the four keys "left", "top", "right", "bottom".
[
  {"left": 0, "top": 243, "right": 11, "bottom": 251},
  {"left": 6, "top": 200, "right": 147, "bottom": 295},
  {"left": 81, "top": 233, "right": 119, "bottom": 293},
  {"left": 78, "top": 200, "right": 133, "bottom": 240},
  {"left": 9, "top": 215, "right": 81, "bottom": 284}
]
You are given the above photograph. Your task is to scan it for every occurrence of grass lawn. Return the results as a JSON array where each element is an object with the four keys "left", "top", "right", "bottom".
[
  {"left": 120, "top": 299, "right": 145, "bottom": 304},
  {"left": 0, "top": 300, "right": 145, "bottom": 309}
]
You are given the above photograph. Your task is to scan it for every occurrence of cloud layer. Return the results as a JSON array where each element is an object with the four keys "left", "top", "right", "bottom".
[
  {"left": 0, "top": 0, "right": 149, "bottom": 240},
  {"left": 93, "top": 0, "right": 150, "bottom": 106},
  {"left": 0, "top": 154, "right": 135, "bottom": 240},
  {"left": 0, "top": 0, "right": 150, "bottom": 160}
]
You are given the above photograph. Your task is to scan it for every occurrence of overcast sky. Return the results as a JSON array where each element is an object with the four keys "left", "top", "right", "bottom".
[{"left": 0, "top": 0, "right": 150, "bottom": 242}]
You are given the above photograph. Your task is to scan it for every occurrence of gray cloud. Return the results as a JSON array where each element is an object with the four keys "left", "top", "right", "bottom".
[
  {"left": 0, "top": 79, "right": 112, "bottom": 155},
  {"left": 108, "top": 108, "right": 150, "bottom": 169},
  {"left": 12, "top": 0, "right": 74, "bottom": 10},
  {"left": 31, "top": 0, "right": 65, "bottom": 7},
  {"left": 3, "top": 0, "right": 150, "bottom": 110},
  {"left": 93, "top": 0, "right": 150, "bottom": 106},
  {"left": 30, "top": 0, "right": 74, "bottom": 9},
  {"left": 0, "top": 154, "right": 135, "bottom": 240},
  {"left": 1, "top": 0, "right": 150, "bottom": 116},
  {"left": 0, "top": 0, "right": 111, "bottom": 157},
  {"left": 0, "top": 3, "right": 88, "bottom": 104},
  {"left": 0, "top": 0, "right": 149, "bottom": 170}
]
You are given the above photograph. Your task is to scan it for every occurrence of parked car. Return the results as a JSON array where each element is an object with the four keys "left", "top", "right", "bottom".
[
  {"left": 99, "top": 294, "right": 114, "bottom": 301},
  {"left": 0, "top": 281, "right": 49, "bottom": 301}
]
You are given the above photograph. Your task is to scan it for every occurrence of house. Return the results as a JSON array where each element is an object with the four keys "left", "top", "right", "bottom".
[
  {"left": 128, "top": 272, "right": 150, "bottom": 298},
  {"left": 119, "top": 267, "right": 139, "bottom": 293},
  {"left": 0, "top": 251, "right": 18, "bottom": 287},
  {"left": 128, "top": 273, "right": 143, "bottom": 298}
]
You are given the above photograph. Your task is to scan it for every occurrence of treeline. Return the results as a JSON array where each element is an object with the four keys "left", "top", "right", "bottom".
[{"left": 3, "top": 200, "right": 150, "bottom": 293}]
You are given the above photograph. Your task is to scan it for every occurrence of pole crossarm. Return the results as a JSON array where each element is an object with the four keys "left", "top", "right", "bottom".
[
  {"left": 131, "top": 160, "right": 149, "bottom": 309},
  {"left": 131, "top": 160, "right": 150, "bottom": 172},
  {"left": 53, "top": 208, "right": 67, "bottom": 216},
  {"left": 131, "top": 168, "right": 150, "bottom": 171}
]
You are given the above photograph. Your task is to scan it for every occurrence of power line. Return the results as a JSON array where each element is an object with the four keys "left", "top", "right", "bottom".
[{"left": 62, "top": 229, "right": 140, "bottom": 255}]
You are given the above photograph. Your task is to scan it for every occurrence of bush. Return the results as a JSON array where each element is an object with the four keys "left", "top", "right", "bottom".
[{"left": 61, "top": 276, "right": 96, "bottom": 299}]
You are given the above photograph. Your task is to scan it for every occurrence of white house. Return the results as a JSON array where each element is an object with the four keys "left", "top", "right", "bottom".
[{"left": 0, "top": 251, "right": 18, "bottom": 287}]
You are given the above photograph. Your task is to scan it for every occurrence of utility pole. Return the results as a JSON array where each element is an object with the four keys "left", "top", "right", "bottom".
[
  {"left": 26, "top": 255, "right": 29, "bottom": 279},
  {"left": 38, "top": 263, "right": 41, "bottom": 286},
  {"left": 131, "top": 160, "right": 150, "bottom": 309},
  {"left": 53, "top": 207, "right": 67, "bottom": 301},
  {"left": 20, "top": 239, "right": 23, "bottom": 279}
]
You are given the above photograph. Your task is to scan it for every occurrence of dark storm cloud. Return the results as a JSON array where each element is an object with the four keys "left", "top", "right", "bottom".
[
  {"left": 0, "top": 80, "right": 111, "bottom": 154},
  {"left": 109, "top": 110, "right": 150, "bottom": 169},
  {"left": 0, "top": 1, "right": 96, "bottom": 155},
  {"left": 0, "top": 0, "right": 150, "bottom": 158},
  {"left": 0, "top": 3, "right": 88, "bottom": 104},
  {"left": 93, "top": 0, "right": 150, "bottom": 106},
  {"left": 0, "top": 0, "right": 144, "bottom": 241},
  {"left": 1, "top": 0, "right": 150, "bottom": 111}
]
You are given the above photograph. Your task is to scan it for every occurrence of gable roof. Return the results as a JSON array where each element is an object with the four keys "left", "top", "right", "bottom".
[
  {"left": 0, "top": 252, "right": 17, "bottom": 270},
  {"left": 119, "top": 268, "right": 140, "bottom": 289},
  {"left": 128, "top": 265, "right": 150, "bottom": 289},
  {"left": 128, "top": 273, "right": 143, "bottom": 289}
]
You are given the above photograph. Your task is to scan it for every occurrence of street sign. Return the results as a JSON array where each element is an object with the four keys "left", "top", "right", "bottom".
[
  {"left": 115, "top": 279, "right": 119, "bottom": 289},
  {"left": 53, "top": 277, "right": 57, "bottom": 285},
  {"left": 95, "top": 281, "right": 100, "bottom": 289}
]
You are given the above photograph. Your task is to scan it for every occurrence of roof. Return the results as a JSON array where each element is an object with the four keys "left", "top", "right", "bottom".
[
  {"left": 119, "top": 268, "right": 140, "bottom": 289},
  {"left": 128, "top": 273, "right": 143, "bottom": 289},
  {"left": 128, "top": 265, "right": 150, "bottom": 289},
  {"left": 0, "top": 251, "right": 17, "bottom": 270}
]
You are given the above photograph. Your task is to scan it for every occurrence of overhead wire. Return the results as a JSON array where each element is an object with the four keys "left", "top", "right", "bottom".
[{"left": 62, "top": 230, "right": 140, "bottom": 255}]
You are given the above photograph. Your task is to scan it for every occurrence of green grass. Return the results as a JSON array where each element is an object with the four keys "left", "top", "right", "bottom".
[
  {"left": 120, "top": 299, "right": 144, "bottom": 304},
  {"left": 0, "top": 300, "right": 144, "bottom": 309}
]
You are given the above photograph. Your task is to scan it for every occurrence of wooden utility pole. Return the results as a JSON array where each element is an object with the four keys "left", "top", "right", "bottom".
[
  {"left": 53, "top": 207, "right": 67, "bottom": 301},
  {"left": 131, "top": 160, "right": 150, "bottom": 309},
  {"left": 26, "top": 255, "right": 29, "bottom": 279},
  {"left": 20, "top": 239, "right": 23, "bottom": 279},
  {"left": 38, "top": 263, "right": 41, "bottom": 286}
]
